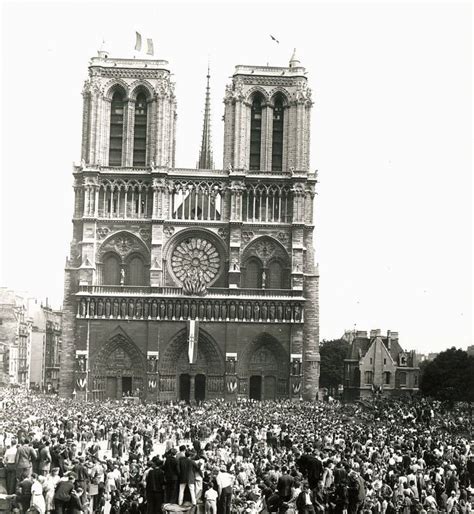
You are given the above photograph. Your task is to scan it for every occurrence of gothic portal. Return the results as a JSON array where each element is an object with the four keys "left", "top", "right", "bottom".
[{"left": 61, "top": 49, "right": 320, "bottom": 401}]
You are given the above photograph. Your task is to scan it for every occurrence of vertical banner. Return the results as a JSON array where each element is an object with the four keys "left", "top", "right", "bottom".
[
  {"left": 135, "top": 32, "right": 142, "bottom": 52},
  {"left": 187, "top": 319, "right": 199, "bottom": 364},
  {"left": 146, "top": 38, "right": 154, "bottom": 56}
]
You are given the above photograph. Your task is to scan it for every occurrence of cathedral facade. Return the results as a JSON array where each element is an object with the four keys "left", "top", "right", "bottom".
[{"left": 60, "top": 49, "right": 320, "bottom": 402}]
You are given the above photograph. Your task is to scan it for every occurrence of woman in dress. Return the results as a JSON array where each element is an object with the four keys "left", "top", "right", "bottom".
[
  {"left": 44, "top": 467, "right": 60, "bottom": 514},
  {"left": 30, "top": 474, "right": 46, "bottom": 514}
]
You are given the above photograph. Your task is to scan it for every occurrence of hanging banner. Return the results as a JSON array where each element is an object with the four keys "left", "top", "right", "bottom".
[{"left": 187, "top": 319, "right": 199, "bottom": 364}]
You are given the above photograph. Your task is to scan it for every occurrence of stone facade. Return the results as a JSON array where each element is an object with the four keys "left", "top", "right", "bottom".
[
  {"left": 60, "top": 50, "right": 319, "bottom": 402},
  {"left": 0, "top": 288, "right": 33, "bottom": 387},
  {"left": 30, "top": 305, "right": 62, "bottom": 391},
  {"left": 343, "top": 329, "right": 420, "bottom": 401}
]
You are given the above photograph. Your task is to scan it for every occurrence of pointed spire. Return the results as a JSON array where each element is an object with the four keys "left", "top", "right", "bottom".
[
  {"left": 198, "top": 64, "right": 214, "bottom": 170},
  {"left": 289, "top": 48, "right": 300, "bottom": 68}
]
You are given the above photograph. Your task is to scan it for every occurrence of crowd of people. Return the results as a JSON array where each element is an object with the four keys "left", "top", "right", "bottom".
[{"left": 0, "top": 388, "right": 473, "bottom": 513}]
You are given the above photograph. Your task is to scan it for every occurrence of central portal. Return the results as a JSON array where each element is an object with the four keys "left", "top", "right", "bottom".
[
  {"left": 179, "top": 374, "right": 191, "bottom": 401},
  {"left": 195, "top": 374, "right": 206, "bottom": 402}
]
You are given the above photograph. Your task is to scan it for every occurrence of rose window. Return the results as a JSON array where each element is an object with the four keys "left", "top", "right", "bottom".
[{"left": 171, "top": 237, "right": 221, "bottom": 286}]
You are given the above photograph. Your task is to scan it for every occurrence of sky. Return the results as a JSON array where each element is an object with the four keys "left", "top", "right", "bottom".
[{"left": 0, "top": 0, "right": 472, "bottom": 353}]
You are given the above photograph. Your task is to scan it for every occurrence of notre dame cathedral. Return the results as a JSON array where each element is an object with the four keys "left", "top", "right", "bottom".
[{"left": 60, "top": 48, "right": 320, "bottom": 402}]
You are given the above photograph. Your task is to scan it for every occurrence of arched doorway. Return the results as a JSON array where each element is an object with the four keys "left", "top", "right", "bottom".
[
  {"left": 159, "top": 329, "right": 225, "bottom": 401},
  {"left": 91, "top": 331, "right": 145, "bottom": 401},
  {"left": 179, "top": 374, "right": 191, "bottom": 402},
  {"left": 249, "top": 376, "right": 262, "bottom": 400},
  {"left": 240, "top": 333, "right": 289, "bottom": 400},
  {"left": 195, "top": 374, "right": 206, "bottom": 402}
]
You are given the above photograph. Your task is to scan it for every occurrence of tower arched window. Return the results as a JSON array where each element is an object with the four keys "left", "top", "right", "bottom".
[
  {"left": 272, "top": 97, "right": 284, "bottom": 171},
  {"left": 133, "top": 92, "right": 148, "bottom": 166},
  {"left": 249, "top": 95, "right": 263, "bottom": 171},
  {"left": 242, "top": 258, "right": 262, "bottom": 288},
  {"left": 109, "top": 90, "right": 125, "bottom": 166},
  {"left": 103, "top": 254, "right": 121, "bottom": 285}
]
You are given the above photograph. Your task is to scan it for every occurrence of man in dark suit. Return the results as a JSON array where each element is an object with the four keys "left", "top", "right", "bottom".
[
  {"left": 178, "top": 450, "right": 201, "bottom": 505},
  {"left": 277, "top": 465, "right": 294, "bottom": 502},
  {"left": 164, "top": 447, "right": 179, "bottom": 504},
  {"left": 146, "top": 459, "right": 166, "bottom": 513},
  {"left": 297, "top": 448, "right": 323, "bottom": 490}
]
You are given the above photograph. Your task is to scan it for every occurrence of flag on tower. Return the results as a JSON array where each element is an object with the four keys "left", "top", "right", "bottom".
[
  {"left": 187, "top": 319, "right": 199, "bottom": 364},
  {"left": 146, "top": 38, "right": 154, "bottom": 56},
  {"left": 135, "top": 32, "right": 142, "bottom": 52}
]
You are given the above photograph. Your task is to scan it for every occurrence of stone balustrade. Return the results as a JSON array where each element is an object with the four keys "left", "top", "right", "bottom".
[{"left": 75, "top": 294, "right": 304, "bottom": 323}]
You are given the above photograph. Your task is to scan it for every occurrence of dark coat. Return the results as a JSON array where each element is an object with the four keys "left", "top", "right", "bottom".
[
  {"left": 146, "top": 467, "right": 165, "bottom": 495},
  {"left": 164, "top": 455, "right": 179, "bottom": 481},
  {"left": 54, "top": 480, "right": 74, "bottom": 502},
  {"left": 277, "top": 473, "right": 294, "bottom": 500},
  {"left": 178, "top": 456, "right": 200, "bottom": 485}
]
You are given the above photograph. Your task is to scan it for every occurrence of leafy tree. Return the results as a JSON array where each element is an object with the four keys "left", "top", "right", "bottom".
[
  {"left": 420, "top": 347, "right": 474, "bottom": 406},
  {"left": 319, "top": 338, "right": 350, "bottom": 397}
]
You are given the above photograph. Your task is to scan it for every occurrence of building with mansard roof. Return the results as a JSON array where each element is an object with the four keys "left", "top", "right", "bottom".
[
  {"left": 60, "top": 48, "right": 319, "bottom": 402},
  {"left": 343, "top": 329, "right": 420, "bottom": 401}
]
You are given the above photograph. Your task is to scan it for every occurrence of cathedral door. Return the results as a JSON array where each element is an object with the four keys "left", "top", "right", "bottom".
[
  {"left": 263, "top": 376, "right": 276, "bottom": 400},
  {"left": 122, "top": 376, "right": 132, "bottom": 396},
  {"left": 249, "top": 376, "right": 262, "bottom": 400},
  {"left": 195, "top": 374, "right": 206, "bottom": 402},
  {"left": 106, "top": 377, "right": 117, "bottom": 399},
  {"left": 179, "top": 374, "right": 191, "bottom": 402}
]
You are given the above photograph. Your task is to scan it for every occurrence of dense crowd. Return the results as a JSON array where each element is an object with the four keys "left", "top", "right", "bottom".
[{"left": 0, "top": 388, "right": 473, "bottom": 513}]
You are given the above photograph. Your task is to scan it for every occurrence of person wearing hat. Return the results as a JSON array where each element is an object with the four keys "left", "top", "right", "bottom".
[
  {"left": 177, "top": 450, "right": 201, "bottom": 506},
  {"left": 164, "top": 447, "right": 179, "bottom": 504},
  {"left": 145, "top": 459, "right": 165, "bottom": 513}
]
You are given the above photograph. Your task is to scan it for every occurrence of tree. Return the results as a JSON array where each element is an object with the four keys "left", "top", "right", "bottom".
[
  {"left": 420, "top": 347, "right": 474, "bottom": 406},
  {"left": 319, "top": 339, "right": 350, "bottom": 397}
]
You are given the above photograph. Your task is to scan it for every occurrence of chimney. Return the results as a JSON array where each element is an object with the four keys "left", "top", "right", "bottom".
[
  {"left": 370, "top": 329, "right": 381, "bottom": 338},
  {"left": 356, "top": 330, "right": 368, "bottom": 338}
]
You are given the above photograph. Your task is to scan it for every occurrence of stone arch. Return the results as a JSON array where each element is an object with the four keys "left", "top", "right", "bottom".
[
  {"left": 103, "top": 80, "right": 129, "bottom": 100},
  {"left": 129, "top": 80, "right": 155, "bottom": 101},
  {"left": 97, "top": 230, "right": 150, "bottom": 264},
  {"left": 239, "top": 332, "right": 289, "bottom": 378},
  {"left": 159, "top": 328, "right": 225, "bottom": 375},
  {"left": 269, "top": 88, "right": 291, "bottom": 107},
  {"left": 246, "top": 86, "right": 270, "bottom": 104},
  {"left": 241, "top": 235, "right": 290, "bottom": 267},
  {"left": 92, "top": 328, "right": 145, "bottom": 376}
]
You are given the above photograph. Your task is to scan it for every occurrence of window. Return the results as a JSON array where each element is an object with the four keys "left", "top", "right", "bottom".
[
  {"left": 133, "top": 92, "right": 147, "bottom": 166},
  {"left": 414, "top": 374, "right": 418, "bottom": 386},
  {"left": 128, "top": 256, "right": 146, "bottom": 286},
  {"left": 383, "top": 358, "right": 387, "bottom": 365},
  {"left": 242, "top": 258, "right": 263, "bottom": 288},
  {"left": 384, "top": 371, "right": 391, "bottom": 385},
  {"left": 249, "top": 95, "right": 263, "bottom": 170},
  {"left": 370, "top": 358, "right": 373, "bottom": 364},
  {"left": 364, "top": 371, "right": 373, "bottom": 385},
  {"left": 272, "top": 97, "right": 284, "bottom": 171},
  {"left": 103, "top": 254, "right": 121, "bottom": 285},
  {"left": 399, "top": 371, "right": 407, "bottom": 386},
  {"left": 267, "top": 261, "right": 283, "bottom": 289},
  {"left": 109, "top": 91, "right": 125, "bottom": 166}
]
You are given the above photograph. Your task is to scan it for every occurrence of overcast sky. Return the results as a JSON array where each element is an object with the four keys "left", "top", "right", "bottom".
[{"left": 0, "top": 0, "right": 472, "bottom": 353}]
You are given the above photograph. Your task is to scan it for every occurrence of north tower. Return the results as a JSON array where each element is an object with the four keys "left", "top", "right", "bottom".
[{"left": 61, "top": 50, "right": 319, "bottom": 402}]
